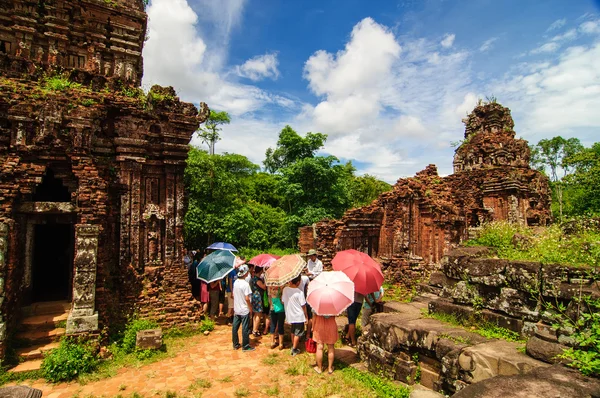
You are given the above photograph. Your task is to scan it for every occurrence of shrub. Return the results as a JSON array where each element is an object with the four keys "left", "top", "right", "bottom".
[
  {"left": 42, "top": 75, "right": 82, "bottom": 92},
  {"left": 199, "top": 318, "right": 215, "bottom": 333},
  {"left": 121, "top": 318, "right": 159, "bottom": 354},
  {"left": 556, "top": 296, "right": 600, "bottom": 376},
  {"left": 41, "top": 338, "right": 97, "bottom": 382}
]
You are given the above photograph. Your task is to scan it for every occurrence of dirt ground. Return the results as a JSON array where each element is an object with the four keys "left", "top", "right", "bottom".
[{"left": 9, "top": 322, "right": 359, "bottom": 398}]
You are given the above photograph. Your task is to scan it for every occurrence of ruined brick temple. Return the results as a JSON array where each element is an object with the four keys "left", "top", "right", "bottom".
[
  {"left": 0, "top": 0, "right": 209, "bottom": 360},
  {"left": 300, "top": 102, "right": 551, "bottom": 282}
]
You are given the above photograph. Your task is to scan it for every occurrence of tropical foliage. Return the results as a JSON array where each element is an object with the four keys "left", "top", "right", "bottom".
[{"left": 184, "top": 125, "right": 391, "bottom": 250}]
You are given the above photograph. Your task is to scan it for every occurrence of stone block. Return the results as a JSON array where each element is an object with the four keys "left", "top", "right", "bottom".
[
  {"left": 487, "top": 287, "right": 539, "bottom": 321},
  {"left": 429, "top": 271, "right": 458, "bottom": 288},
  {"left": 526, "top": 336, "right": 567, "bottom": 364},
  {"left": 66, "top": 312, "right": 98, "bottom": 334},
  {"left": 136, "top": 328, "right": 163, "bottom": 350},
  {"left": 506, "top": 261, "right": 541, "bottom": 293},
  {"left": 419, "top": 361, "right": 441, "bottom": 390}
]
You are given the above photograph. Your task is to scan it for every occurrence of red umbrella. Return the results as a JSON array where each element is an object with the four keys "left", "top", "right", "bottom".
[
  {"left": 331, "top": 249, "right": 384, "bottom": 295},
  {"left": 248, "top": 253, "right": 281, "bottom": 268}
]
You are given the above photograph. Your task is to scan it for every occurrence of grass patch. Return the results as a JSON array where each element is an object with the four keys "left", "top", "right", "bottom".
[
  {"left": 262, "top": 353, "right": 281, "bottom": 366},
  {"left": 284, "top": 355, "right": 311, "bottom": 376},
  {"left": 42, "top": 75, "right": 82, "bottom": 92},
  {"left": 382, "top": 282, "right": 416, "bottom": 302},
  {"left": 234, "top": 387, "right": 250, "bottom": 397},
  {"left": 304, "top": 361, "right": 410, "bottom": 398},
  {"left": 466, "top": 221, "right": 600, "bottom": 267},
  {"left": 218, "top": 375, "right": 232, "bottom": 383},
  {"left": 188, "top": 377, "right": 212, "bottom": 390},
  {"left": 265, "top": 384, "right": 280, "bottom": 396},
  {"left": 0, "top": 369, "right": 43, "bottom": 387}
]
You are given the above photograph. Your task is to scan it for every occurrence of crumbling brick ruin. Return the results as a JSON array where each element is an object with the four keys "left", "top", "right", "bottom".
[
  {"left": 300, "top": 102, "right": 551, "bottom": 285},
  {"left": 0, "top": 0, "right": 209, "bottom": 360}
]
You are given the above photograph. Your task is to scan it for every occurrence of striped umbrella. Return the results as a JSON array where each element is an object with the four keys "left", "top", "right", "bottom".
[{"left": 264, "top": 254, "right": 306, "bottom": 286}]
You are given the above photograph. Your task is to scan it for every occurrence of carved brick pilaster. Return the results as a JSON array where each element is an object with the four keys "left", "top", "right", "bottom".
[
  {"left": 0, "top": 223, "right": 7, "bottom": 342},
  {"left": 67, "top": 224, "right": 99, "bottom": 334}
]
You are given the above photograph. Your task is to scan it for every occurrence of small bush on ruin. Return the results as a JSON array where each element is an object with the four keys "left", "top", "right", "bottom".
[
  {"left": 550, "top": 295, "right": 600, "bottom": 377},
  {"left": 41, "top": 338, "right": 98, "bottom": 382},
  {"left": 42, "top": 75, "right": 82, "bottom": 92},
  {"left": 199, "top": 318, "right": 215, "bottom": 333},
  {"left": 121, "top": 318, "right": 160, "bottom": 354}
]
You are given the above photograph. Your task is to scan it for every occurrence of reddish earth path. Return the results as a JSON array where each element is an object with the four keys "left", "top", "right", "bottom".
[{"left": 11, "top": 323, "right": 358, "bottom": 398}]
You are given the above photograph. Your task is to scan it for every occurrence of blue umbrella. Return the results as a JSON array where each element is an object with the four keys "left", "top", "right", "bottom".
[
  {"left": 207, "top": 242, "right": 238, "bottom": 252},
  {"left": 196, "top": 249, "right": 236, "bottom": 283}
]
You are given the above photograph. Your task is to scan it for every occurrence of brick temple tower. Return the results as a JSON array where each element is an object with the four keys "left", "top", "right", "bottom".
[{"left": 0, "top": 0, "right": 209, "bottom": 363}]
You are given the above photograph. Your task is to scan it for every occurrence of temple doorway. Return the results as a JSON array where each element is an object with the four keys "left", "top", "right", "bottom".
[{"left": 31, "top": 223, "right": 74, "bottom": 302}]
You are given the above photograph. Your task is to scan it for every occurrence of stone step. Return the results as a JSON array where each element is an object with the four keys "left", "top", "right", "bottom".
[
  {"left": 16, "top": 328, "right": 65, "bottom": 345},
  {"left": 18, "top": 312, "right": 69, "bottom": 332},
  {"left": 8, "top": 359, "right": 43, "bottom": 373},
  {"left": 16, "top": 341, "right": 60, "bottom": 361},
  {"left": 21, "top": 300, "right": 71, "bottom": 317}
]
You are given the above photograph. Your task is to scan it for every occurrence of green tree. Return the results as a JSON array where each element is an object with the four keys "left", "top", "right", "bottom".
[
  {"left": 564, "top": 142, "right": 600, "bottom": 215},
  {"left": 196, "top": 110, "right": 231, "bottom": 155},
  {"left": 350, "top": 174, "right": 392, "bottom": 208},
  {"left": 264, "top": 125, "right": 327, "bottom": 172},
  {"left": 531, "top": 137, "right": 583, "bottom": 220}
]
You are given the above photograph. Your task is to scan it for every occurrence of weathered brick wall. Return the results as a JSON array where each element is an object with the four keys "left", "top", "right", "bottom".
[{"left": 0, "top": 0, "right": 146, "bottom": 85}]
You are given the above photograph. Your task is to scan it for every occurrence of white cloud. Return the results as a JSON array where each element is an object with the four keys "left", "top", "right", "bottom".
[
  {"left": 235, "top": 52, "right": 280, "bottom": 81},
  {"left": 547, "top": 18, "right": 567, "bottom": 32},
  {"left": 492, "top": 41, "right": 600, "bottom": 146},
  {"left": 530, "top": 42, "right": 560, "bottom": 54},
  {"left": 479, "top": 37, "right": 497, "bottom": 52},
  {"left": 298, "top": 18, "right": 474, "bottom": 180},
  {"left": 143, "top": 0, "right": 298, "bottom": 119},
  {"left": 441, "top": 33, "right": 456, "bottom": 48},
  {"left": 580, "top": 20, "right": 600, "bottom": 35}
]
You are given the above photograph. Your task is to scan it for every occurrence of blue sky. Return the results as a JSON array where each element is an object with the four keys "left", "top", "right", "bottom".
[{"left": 142, "top": 0, "right": 600, "bottom": 182}]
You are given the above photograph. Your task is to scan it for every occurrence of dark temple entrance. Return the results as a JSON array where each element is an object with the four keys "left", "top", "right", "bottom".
[{"left": 31, "top": 223, "right": 74, "bottom": 302}]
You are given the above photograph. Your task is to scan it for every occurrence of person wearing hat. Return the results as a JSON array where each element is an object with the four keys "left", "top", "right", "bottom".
[
  {"left": 232, "top": 264, "right": 254, "bottom": 351},
  {"left": 306, "top": 249, "right": 323, "bottom": 280}
]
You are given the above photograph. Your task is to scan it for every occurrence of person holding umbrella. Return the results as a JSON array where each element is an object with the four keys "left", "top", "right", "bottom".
[{"left": 307, "top": 271, "right": 355, "bottom": 375}]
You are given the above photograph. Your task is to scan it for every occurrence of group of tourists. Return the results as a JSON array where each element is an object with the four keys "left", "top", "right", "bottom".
[{"left": 186, "top": 247, "right": 384, "bottom": 375}]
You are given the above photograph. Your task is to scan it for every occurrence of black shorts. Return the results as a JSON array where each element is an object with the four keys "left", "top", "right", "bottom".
[{"left": 291, "top": 322, "right": 305, "bottom": 337}]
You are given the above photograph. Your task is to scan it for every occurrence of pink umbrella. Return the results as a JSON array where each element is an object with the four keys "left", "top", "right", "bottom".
[
  {"left": 248, "top": 253, "right": 281, "bottom": 268},
  {"left": 332, "top": 249, "right": 384, "bottom": 295},
  {"left": 306, "top": 271, "right": 354, "bottom": 316}
]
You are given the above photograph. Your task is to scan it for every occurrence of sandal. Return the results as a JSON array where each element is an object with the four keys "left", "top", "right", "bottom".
[{"left": 313, "top": 366, "right": 322, "bottom": 374}]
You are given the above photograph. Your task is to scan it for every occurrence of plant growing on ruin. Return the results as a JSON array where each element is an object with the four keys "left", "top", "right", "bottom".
[
  {"left": 42, "top": 75, "right": 82, "bottom": 92},
  {"left": 553, "top": 295, "right": 600, "bottom": 377},
  {"left": 41, "top": 338, "right": 98, "bottom": 382}
]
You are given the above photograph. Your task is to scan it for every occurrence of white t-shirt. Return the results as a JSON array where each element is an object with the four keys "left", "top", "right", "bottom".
[
  {"left": 298, "top": 275, "right": 310, "bottom": 295},
  {"left": 282, "top": 286, "right": 306, "bottom": 323},
  {"left": 307, "top": 259, "right": 323, "bottom": 277},
  {"left": 233, "top": 278, "right": 252, "bottom": 316}
]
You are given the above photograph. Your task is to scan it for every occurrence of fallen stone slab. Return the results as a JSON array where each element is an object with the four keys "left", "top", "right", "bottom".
[
  {"left": 136, "top": 328, "right": 163, "bottom": 350},
  {"left": 458, "top": 340, "right": 548, "bottom": 383},
  {"left": 452, "top": 364, "right": 600, "bottom": 398}
]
